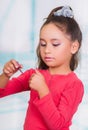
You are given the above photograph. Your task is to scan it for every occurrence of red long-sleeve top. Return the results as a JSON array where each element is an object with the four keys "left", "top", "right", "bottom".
[{"left": 0, "top": 69, "right": 84, "bottom": 130}]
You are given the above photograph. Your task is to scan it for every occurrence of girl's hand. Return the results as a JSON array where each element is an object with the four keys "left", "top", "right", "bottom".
[
  {"left": 3, "top": 59, "right": 23, "bottom": 78},
  {"left": 29, "top": 70, "right": 50, "bottom": 98}
]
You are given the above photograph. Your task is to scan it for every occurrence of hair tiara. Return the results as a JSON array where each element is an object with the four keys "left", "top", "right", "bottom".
[{"left": 54, "top": 6, "right": 74, "bottom": 18}]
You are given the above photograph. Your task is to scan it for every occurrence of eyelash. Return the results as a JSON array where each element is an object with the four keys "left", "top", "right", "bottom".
[
  {"left": 53, "top": 43, "right": 60, "bottom": 46},
  {"left": 40, "top": 43, "right": 46, "bottom": 46},
  {"left": 40, "top": 43, "right": 60, "bottom": 47},
  {"left": 40, "top": 42, "right": 60, "bottom": 47}
]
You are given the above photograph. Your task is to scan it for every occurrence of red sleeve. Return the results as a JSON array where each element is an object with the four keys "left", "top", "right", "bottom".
[
  {"left": 33, "top": 80, "right": 84, "bottom": 130},
  {"left": 0, "top": 69, "right": 35, "bottom": 97}
]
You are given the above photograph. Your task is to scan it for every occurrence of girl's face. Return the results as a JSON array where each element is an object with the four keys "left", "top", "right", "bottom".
[{"left": 39, "top": 23, "right": 78, "bottom": 74}]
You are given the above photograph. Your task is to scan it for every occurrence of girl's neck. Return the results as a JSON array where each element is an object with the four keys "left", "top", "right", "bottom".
[{"left": 48, "top": 67, "right": 72, "bottom": 75}]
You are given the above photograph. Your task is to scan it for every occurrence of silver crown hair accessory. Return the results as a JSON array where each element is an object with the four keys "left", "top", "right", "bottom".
[{"left": 54, "top": 6, "right": 74, "bottom": 18}]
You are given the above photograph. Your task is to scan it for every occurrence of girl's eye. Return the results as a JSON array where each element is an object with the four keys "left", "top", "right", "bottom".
[
  {"left": 40, "top": 42, "right": 46, "bottom": 47},
  {"left": 52, "top": 43, "right": 61, "bottom": 46}
]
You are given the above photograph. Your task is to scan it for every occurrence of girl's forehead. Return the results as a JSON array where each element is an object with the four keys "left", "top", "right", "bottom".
[
  {"left": 40, "top": 23, "right": 67, "bottom": 36},
  {"left": 40, "top": 23, "right": 71, "bottom": 41},
  {"left": 41, "top": 22, "right": 66, "bottom": 31},
  {"left": 40, "top": 23, "right": 63, "bottom": 35}
]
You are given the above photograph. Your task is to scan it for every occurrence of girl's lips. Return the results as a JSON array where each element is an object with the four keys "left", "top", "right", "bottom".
[{"left": 44, "top": 57, "right": 54, "bottom": 61}]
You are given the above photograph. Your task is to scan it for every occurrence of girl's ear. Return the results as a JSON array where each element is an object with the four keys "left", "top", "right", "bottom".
[{"left": 71, "top": 41, "right": 79, "bottom": 54}]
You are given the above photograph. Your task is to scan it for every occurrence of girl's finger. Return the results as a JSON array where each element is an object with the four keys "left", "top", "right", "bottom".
[
  {"left": 10, "top": 59, "right": 22, "bottom": 69},
  {"left": 35, "top": 69, "right": 42, "bottom": 76}
]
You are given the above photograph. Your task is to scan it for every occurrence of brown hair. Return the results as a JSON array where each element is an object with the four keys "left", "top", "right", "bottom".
[{"left": 36, "top": 6, "right": 82, "bottom": 71}]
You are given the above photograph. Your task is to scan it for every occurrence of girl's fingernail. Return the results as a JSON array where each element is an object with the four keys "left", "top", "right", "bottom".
[{"left": 16, "top": 66, "right": 19, "bottom": 68}]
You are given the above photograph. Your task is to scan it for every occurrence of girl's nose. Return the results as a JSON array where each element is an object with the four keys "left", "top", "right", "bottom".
[{"left": 45, "top": 45, "right": 51, "bottom": 53}]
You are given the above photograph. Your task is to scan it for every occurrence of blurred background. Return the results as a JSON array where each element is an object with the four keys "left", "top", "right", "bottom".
[{"left": 0, "top": 0, "right": 88, "bottom": 130}]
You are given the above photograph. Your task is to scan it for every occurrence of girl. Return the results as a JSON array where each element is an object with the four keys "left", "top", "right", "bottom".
[{"left": 0, "top": 6, "right": 84, "bottom": 130}]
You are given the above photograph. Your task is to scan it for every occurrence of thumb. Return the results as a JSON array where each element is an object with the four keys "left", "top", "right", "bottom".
[{"left": 35, "top": 69, "right": 42, "bottom": 76}]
